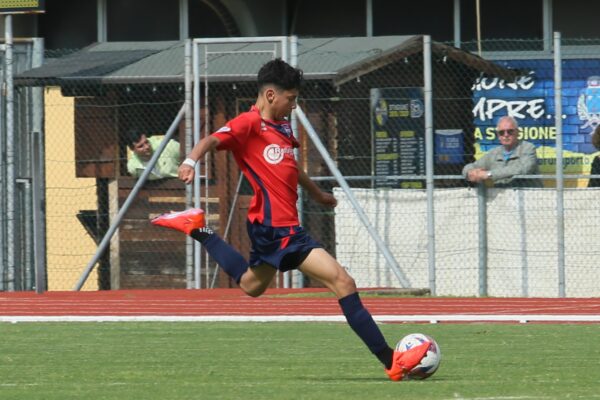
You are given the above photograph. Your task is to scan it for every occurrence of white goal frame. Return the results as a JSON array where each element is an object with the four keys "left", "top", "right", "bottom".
[{"left": 186, "top": 36, "right": 409, "bottom": 290}]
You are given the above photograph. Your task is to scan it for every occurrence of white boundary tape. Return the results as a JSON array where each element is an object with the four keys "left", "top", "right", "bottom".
[{"left": 1, "top": 314, "right": 600, "bottom": 323}]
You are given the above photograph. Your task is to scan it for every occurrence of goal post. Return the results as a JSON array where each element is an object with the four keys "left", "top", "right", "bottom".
[
  {"left": 190, "top": 37, "right": 290, "bottom": 289},
  {"left": 188, "top": 36, "right": 409, "bottom": 289}
]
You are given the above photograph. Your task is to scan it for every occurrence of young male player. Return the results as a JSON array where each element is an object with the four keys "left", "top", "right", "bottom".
[{"left": 152, "top": 58, "right": 429, "bottom": 381}]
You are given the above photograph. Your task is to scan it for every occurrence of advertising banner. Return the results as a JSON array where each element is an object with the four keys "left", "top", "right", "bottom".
[
  {"left": 371, "top": 87, "right": 425, "bottom": 188},
  {"left": 472, "top": 59, "right": 600, "bottom": 187}
]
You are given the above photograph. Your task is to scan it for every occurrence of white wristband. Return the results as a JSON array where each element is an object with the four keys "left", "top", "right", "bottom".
[{"left": 182, "top": 158, "right": 196, "bottom": 168}]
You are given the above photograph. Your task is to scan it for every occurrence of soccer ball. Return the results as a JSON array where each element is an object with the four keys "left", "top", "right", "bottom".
[{"left": 395, "top": 333, "right": 441, "bottom": 380}]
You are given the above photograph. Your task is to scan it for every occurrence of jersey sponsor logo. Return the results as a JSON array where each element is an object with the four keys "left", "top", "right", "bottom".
[
  {"left": 263, "top": 144, "right": 294, "bottom": 164},
  {"left": 217, "top": 126, "right": 231, "bottom": 133}
]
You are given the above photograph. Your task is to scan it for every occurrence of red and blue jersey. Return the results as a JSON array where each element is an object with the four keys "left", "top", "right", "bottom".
[{"left": 212, "top": 106, "right": 300, "bottom": 227}]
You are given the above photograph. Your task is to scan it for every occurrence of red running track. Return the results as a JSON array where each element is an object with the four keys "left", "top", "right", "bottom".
[{"left": 1, "top": 289, "right": 599, "bottom": 323}]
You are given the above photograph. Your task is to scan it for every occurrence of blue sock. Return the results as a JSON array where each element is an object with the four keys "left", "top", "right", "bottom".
[
  {"left": 339, "top": 292, "right": 393, "bottom": 367},
  {"left": 194, "top": 233, "right": 248, "bottom": 284}
]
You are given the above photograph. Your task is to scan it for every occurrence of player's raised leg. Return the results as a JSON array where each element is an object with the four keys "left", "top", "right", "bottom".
[
  {"left": 150, "top": 208, "right": 206, "bottom": 235},
  {"left": 151, "top": 208, "right": 274, "bottom": 297},
  {"left": 238, "top": 263, "right": 277, "bottom": 297}
]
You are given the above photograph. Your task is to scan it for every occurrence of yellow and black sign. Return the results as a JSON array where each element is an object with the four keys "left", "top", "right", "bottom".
[{"left": 0, "top": 0, "right": 45, "bottom": 14}]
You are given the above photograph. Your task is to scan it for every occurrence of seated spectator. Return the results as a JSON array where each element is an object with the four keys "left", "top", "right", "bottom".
[
  {"left": 463, "top": 116, "right": 542, "bottom": 188},
  {"left": 125, "top": 129, "right": 180, "bottom": 180},
  {"left": 588, "top": 125, "right": 600, "bottom": 188}
]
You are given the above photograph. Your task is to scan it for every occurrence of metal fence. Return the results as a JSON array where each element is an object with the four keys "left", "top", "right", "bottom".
[
  {"left": 5, "top": 34, "right": 600, "bottom": 296},
  {"left": 0, "top": 37, "right": 44, "bottom": 292}
]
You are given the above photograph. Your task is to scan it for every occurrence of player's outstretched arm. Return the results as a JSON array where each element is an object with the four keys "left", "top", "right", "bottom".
[
  {"left": 178, "top": 135, "right": 220, "bottom": 184},
  {"left": 298, "top": 169, "right": 337, "bottom": 208}
]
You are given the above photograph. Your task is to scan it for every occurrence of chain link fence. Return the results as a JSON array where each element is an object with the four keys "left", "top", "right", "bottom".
[
  {"left": 4, "top": 36, "right": 600, "bottom": 296},
  {"left": 330, "top": 37, "right": 600, "bottom": 297},
  {"left": 0, "top": 39, "right": 43, "bottom": 292}
]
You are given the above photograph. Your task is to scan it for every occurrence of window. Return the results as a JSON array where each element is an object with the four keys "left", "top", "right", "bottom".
[
  {"left": 460, "top": 0, "right": 543, "bottom": 41},
  {"left": 553, "top": 0, "right": 600, "bottom": 39},
  {"left": 107, "top": 0, "right": 178, "bottom": 41},
  {"left": 38, "top": 0, "right": 96, "bottom": 50},
  {"left": 292, "top": 0, "right": 365, "bottom": 36},
  {"left": 373, "top": 0, "right": 454, "bottom": 42},
  {"left": 188, "top": 0, "right": 233, "bottom": 38}
]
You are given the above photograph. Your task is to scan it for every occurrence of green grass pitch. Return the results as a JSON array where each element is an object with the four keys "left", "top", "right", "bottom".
[{"left": 1, "top": 322, "right": 599, "bottom": 399}]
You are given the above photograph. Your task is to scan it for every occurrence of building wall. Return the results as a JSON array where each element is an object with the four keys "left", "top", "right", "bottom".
[
  {"left": 44, "top": 87, "right": 99, "bottom": 291},
  {"left": 4, "top": 0, "right": 600, "bottom": 52}
]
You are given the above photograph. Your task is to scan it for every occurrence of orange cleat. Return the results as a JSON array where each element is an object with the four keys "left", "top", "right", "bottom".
[
  {"left": 151, "top": 208, "right": 206, "bottom": 235},
  {"left": 385, "top": 342, "right": 431, "bottom": 381}
]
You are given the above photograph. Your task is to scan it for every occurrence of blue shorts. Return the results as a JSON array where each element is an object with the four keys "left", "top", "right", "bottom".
[{"left": 246, "top": 221, "right": 322, "bottom": 272}]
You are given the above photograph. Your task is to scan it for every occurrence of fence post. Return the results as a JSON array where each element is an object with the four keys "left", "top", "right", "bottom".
[
  {"left": 184, "top": 39, "right": 196, "bottom": 289},
  {"left": 5, "top": 15, "right": 16, "bottom": 291},
  {"left": 554, "top": 31, "right": 566, "bottom": 297},
  {"left": 289, "top": 35, "right": 303, "bottom": 289},
  {"left": 477, "top": 184, "right": 488, "bottom": 296},
  {"left": 517, "top": 190, "right": 528, "bottom": 297},
  {"left": 31, "top": 37, "right": 46, "bottom": 294},
  {"left": 0, "top": 38, "right": 6, "bottom": 291},
  {"left": 423, "top": 35, "right": 436, "bottom": 296},
  {"left": 19, "top": 180, "right": 33, "bottom": 289}
]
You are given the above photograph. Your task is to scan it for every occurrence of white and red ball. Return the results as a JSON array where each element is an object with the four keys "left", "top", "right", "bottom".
[{"left": 395, "top": 333, "right": 441, "bottom": 380}]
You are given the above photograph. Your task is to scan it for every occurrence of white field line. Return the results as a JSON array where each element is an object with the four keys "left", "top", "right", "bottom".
[
  {"left": 446, "top": 396, "right": 552, "bottom": 400},
  {"left": 1, "top": 314, "right": 600, "bottom": 323}
]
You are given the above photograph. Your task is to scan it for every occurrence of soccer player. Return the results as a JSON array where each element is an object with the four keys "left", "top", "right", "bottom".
[{"left": 152, "top": 58, "right": 428, "bottom": 380}]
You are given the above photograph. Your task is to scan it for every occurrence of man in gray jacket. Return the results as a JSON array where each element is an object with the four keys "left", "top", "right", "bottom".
[{"left": 463, "top": 116, "right": 542, "bottom": 188}]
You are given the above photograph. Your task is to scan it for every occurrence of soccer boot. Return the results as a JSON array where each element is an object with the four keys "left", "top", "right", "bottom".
[
  {"left": 385, "top": 341, "right": 431, "bottom": 381},
  {"left": 151, "top": 208, "right": 206, "bottom": 235}
]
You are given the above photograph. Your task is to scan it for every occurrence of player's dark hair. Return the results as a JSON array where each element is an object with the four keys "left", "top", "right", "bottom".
[
  {"left": 124, "top": 129, "right": 144, "bottom": 149},
  {"left": 257, "top": 58, "right": 303, "bottom": 92}
]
